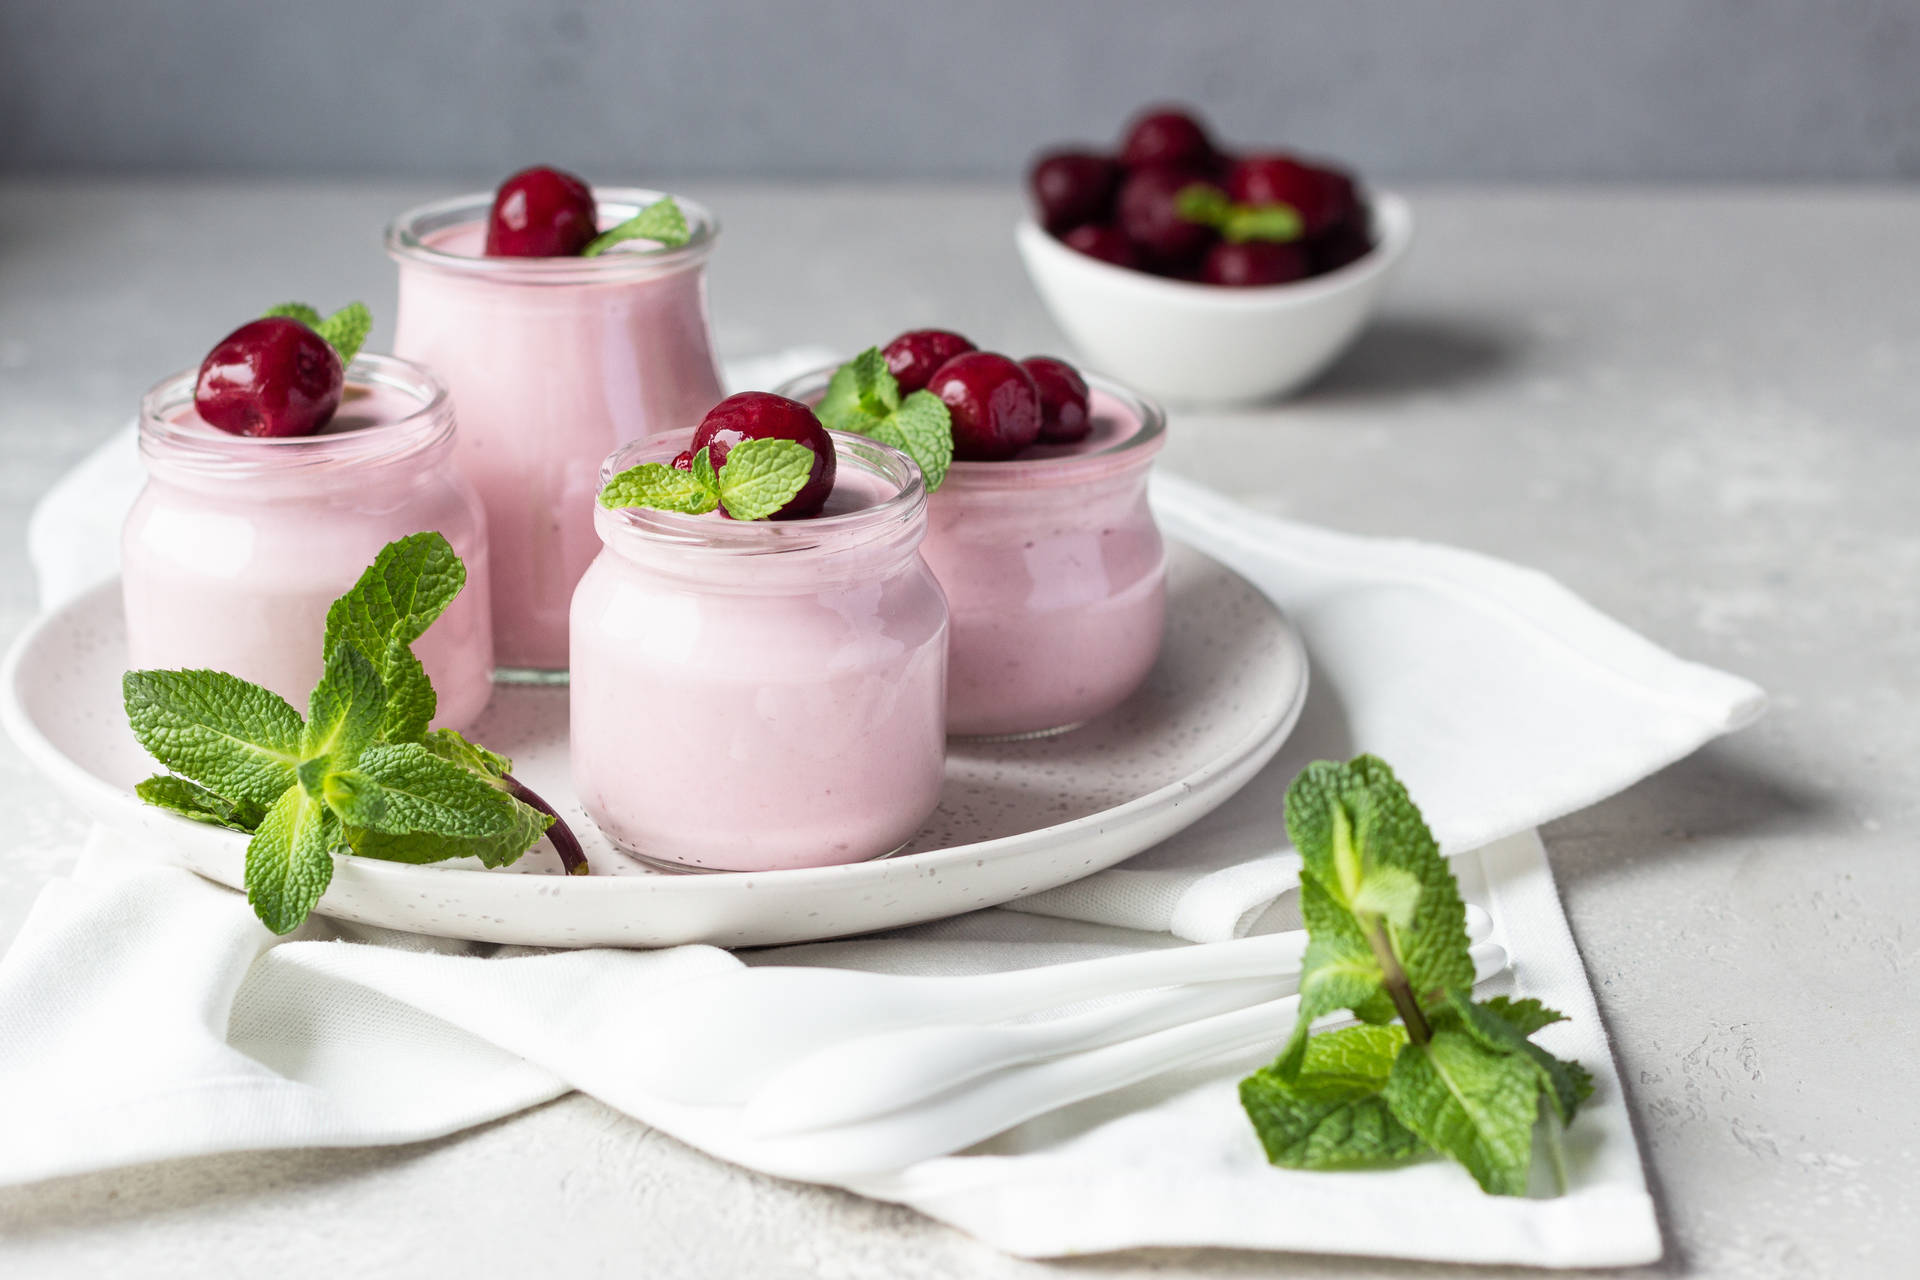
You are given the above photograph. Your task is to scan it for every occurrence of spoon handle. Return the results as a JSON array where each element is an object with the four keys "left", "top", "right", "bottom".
[
  {"left": 746, "top": 976, "right": 1293, "bottom": 1137},
  {"left": 757, "top": 942, "right": 1510, "bottom": 1182}
]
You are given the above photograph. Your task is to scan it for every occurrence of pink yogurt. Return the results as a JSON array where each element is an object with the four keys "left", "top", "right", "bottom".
[
  {"left": 570, "top": 431, "right": 948, "bottom": 871},
  {"left": 123, "top": 356, "right": 495, "bottom": 730},
  {"left": 386, "top": 190, "right": 726, "bottom": 676},
  {"left": 777, "top": 368, "right": 1167, "bottom": 738}
]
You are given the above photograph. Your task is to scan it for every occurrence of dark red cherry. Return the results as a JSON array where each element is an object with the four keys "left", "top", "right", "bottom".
[
  {"left": 1119, "top": 107, "right": 1215, "bottom": 171},
  {"left": 1028, "top": 150, "right": 1121, "bottom": 233},
  {"left": 928, "top": 353, "right": 1042, "bottom": 462},
  {"left": 193, "top": 317, "right": 344, "bottom": 438},
  {"left": 1117, "top": 168, "right": 1219, "bottom": 272},
  {"left": 1310, "top": 215, "right": 1375, "bottom": 274},
  {"left": 485, "top": 166, "right": 598, "bottom": 257},
  {"left": 690, "top": 392, "right": 835, "bottom": 519},
  {"left": 670, "top": 449, "right": 695, "bottom": 471},
  {"left": 1226, "top": 155, "right": 1358, "bottom": 237},
  {"left": 1021, "top": 357, "right": 1091, "bottom": 444},
  {"left": 1061, "top": 224, "right": 1141, "bottom": 270},
  {"left": 1201, "top": 240, "right": 1312, "bottom": 287},
  {"left": 882, "top": 329, "right": 976, "bottom": 394}
]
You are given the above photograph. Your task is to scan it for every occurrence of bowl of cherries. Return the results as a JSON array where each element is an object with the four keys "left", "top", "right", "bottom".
[{"left": 1016, "top": 104, "right": 1412, "bottom": 406}]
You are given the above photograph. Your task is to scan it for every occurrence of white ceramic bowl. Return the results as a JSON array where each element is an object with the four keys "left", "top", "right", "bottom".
[{"left": 1015, "top": 190, "right": 1413, "bottom": 406}]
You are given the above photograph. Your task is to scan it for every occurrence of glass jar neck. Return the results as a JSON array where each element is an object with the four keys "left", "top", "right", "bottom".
[
  {"left": 594, "top": 431, "right": 929, "bottom": 590},
  {"left": 138, "top": 354, "right": 456, "bottom": 496},
  {"left": 385, "top": 187, "right": 719, "bottom": 286}
]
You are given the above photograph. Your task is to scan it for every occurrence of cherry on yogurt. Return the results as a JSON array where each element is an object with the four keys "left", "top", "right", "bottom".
[
  {"left": 1119, "top": 107, "right": 1216, "bottom": 172},
  {"left": 485, "top": 166, "right": 598, "bottom": 257},
  {"left": 1117, "top": 167, "right": 1219, "bottom": 271},
  {"left": 193, "top": 317, "right": 344, "bottom": 438},
  {"left": 928, "top": 352, "right": 1042, "bottom": 462},
  {"left": 882, "top": 329, "right": 976, "bottom": 394},
  {"left": 1201, "top": 240, "right": 1312, "bottom": 287},
  {"left": 1021, "top": 357, "right": 1091, "bottom": 444},
  {"left": 690, "top": 392, "right": 836, "bottom": 520},
  {"left": 1062, "top": 224, "right": 1142, "bottom": 269},
  {"left": 1028, "top": 150, "right": 1121, "bottom": 233}
]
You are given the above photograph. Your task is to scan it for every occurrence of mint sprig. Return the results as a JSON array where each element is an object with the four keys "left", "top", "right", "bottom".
[
  {"left": 598, "top": 438, "right": 814, "bottom": 520},
  {"left": 1239, "top": 755, "right": 1592, "bottom": 1195},
  {"left": 582, "top": 196, "right": 692, "bottom": 257},
  {"left": 816, "top": 347, "right": 954, "bottom": 491},
  {"left": 1176, "top": 184, "right": 1305, "bottom": 244},
  {"left": 261, "top": 300, "right": 373, "bottom": 364},
  {"left": 125, "top": 532, "right": 585, "bottom": 936}
]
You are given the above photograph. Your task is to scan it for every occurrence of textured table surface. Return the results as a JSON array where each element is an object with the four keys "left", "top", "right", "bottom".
[{"left": 1, "top": 179, "right": 1915, "bottom": 1279}]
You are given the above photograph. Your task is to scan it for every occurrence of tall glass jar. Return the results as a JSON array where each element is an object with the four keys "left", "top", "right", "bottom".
[
  {"left": 386, "top": 188, "right": 726, "bottom": 678},
  {"left": 571, "top": 432, "right": 948, "bottom": 871},
  {"left": 778, "top": 368, "right": 1167, "bottom": 738},
  {"left": 123, "top": 355, "right": 495, "bottom": 730}
]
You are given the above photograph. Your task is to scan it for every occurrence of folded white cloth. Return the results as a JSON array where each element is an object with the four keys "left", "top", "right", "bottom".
[{"left": 1, "top": 352, "right": 1763, "bottom": 1265}]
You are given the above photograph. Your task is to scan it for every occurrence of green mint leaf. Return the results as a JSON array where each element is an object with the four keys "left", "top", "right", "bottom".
[
  {"left": 1384, "top": 1025, "right": 1542, "bottom": 1196},
  {"left": 882, "top": 390, "right": 954, "bottom": 491},
  {"left": 345, "top": 795, "right": 550, "bottom": 870},
  {"left": 582, "top": 196, "right": 692, "bottom": 257},
  {"left": 691, "top": 444, "right": 720, "bottom": 495},
  {"left": 715, "top": 437, "right": 813, "bottom": 520},
  {"left": 326, "top": 742, "right": 526, "bottom": 840},
  {"left": 421, "top": 727, "right": 512, "bottom": 780},
  {"left": 245, "top": 788, "right": 341, "bottom": 935},
  {"left": 1445, "top": 993, "right": 1587, "bottom": 1125},
  {"left": 1276, "top": 920, "right": 1387, "bottom": 1077},
  {"left": 123, "top": 669, "right": 304, "bottom": 809},
  {"left": 135, "top": 775, "right": 266, "bottom": 833},
  {"left": 325, "top": 531, "right": 466, "bottom": 660},
  {"left": 1175, "top": 183, "right": 1233, "bottom": 227},
  {"left": 818, "top": 347, "right": 900, "bottom": 434},
  {"left": 1285, "top": 756, "right": 1474, "bottom": 1002},
  {"left": 1351, "top": 864, "right": 1422, "bottom": 930},
  {"left": 300, "top": 642, "right": 386, "bottom": 775},
  {"left": 1224, "top": 203, "right": 1304, "bottom": 243},
  {"left": 375, "top": 636, "right": 436, "bottom": 745},
  {"left": 315, "top": 301, "right": 372, "bottom": 364},
  {"left": 1242, "top": 1025, "right": 1425, "bottom": 1170},
  {"left": 1479, "top": 996, "right": 1569, "bottom": 1037},
  {"left": 1563, "top": 1057, "right": 1597, "bottom": 1108},
  {"left": 262, "top": 302, "right": 323, "bottom": 327},
  {"left": 599, "top": 459, "right": 720, "bottom": 514}
]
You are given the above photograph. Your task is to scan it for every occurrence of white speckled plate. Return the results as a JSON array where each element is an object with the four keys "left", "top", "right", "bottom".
[{"left": 2, "top": 542, "right": 1306, "bottom": 948}]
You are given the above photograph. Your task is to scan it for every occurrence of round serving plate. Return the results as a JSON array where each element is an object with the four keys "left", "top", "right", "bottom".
[{"left": 1, "top": 541, "right": 1307, "bottom": 948}]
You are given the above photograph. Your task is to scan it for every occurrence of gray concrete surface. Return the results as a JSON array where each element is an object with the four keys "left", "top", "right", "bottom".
[
  {"left": 1, "top": 179, "right": 1917, "bottom": 1277},
  {"left": 6, "top": 1, "right": 1920, "bottom": 181}
]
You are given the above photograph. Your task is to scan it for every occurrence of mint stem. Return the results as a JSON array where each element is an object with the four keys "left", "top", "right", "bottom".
[
  {"left": 504, "top": 775, "right": 588, "bottom": 876},
  {"left": 1364, "top": 918, "right": 1431, "bottom": 1044}
]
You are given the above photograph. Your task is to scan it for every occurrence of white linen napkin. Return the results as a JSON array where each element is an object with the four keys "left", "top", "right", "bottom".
[{"left": 0, "top": 352, "right": 1763, "bottom": 1265}]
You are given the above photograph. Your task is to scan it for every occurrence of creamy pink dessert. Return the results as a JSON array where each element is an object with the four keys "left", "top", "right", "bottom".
[
  {"left": 386, "top": 189, "right": 725, "bottom": 676},
  {"left": 123, "top": 356, "right": 495, "bottom": 728},
  {"left": 571, "top": 432, "right": 948, "bottom": 870},
  {"left": 778, "top": 367, "right": 1167, "bottom": 737}
]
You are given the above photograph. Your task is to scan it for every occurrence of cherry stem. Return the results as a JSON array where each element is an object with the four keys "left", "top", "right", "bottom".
[{"left": 503, "top": 774, "right": 589, "bottom": 876}]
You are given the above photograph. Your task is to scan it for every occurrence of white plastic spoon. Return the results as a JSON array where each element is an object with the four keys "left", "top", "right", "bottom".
[
  {"left": 744, "top": 941, "right": 1510, "bottom": 1182},
  {"left": 628, "top": 904, "right": 1495, "bottom": 1103},
  {"left": 746, "top": 906, "right": 1496, "bottom": 1137}
]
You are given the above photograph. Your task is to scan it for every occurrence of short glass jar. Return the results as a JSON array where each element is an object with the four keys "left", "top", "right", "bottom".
[
  {"left": 777, "top": 368, "right": 1167, "bottom": 738},
  {"left": 570, "top": 431, "right": 948, "bottom": 870},
  {"left": 386, "top": 188, "right": 726, "bottom": 678},
  {"left": 123, "top": 355, "right": 495, "bottom": 730}
]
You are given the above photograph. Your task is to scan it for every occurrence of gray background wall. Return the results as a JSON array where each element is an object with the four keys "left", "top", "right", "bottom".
[{"left": 3, "top": 0, "right": 1917, "bottom": 182}]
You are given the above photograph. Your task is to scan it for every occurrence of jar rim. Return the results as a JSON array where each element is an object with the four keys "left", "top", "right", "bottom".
[
  {"left": 595, "top": 429, "right": 927, "bottom": 557},
  {"left": 385, "top": 187, "right": 720, "bottom": 283},
  {"left": 138, "top": 353, "right": 455, "bottom": 478},
  {"left": 771, "top": 364, "right": 1166, "bottom": 488}
]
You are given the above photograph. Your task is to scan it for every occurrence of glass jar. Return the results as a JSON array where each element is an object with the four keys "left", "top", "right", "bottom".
[
  {"left": 386, "top": 188, "right": 726, "bottom": 678},
  {"left": 570, "top": 432, "right": 948, "bottom": 871},
  {"left": 123, "top": 355, "right": 495, "bottom": 730},
  {"left": 777, "top": 368, "right": 1167, "bottom": 738}
]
